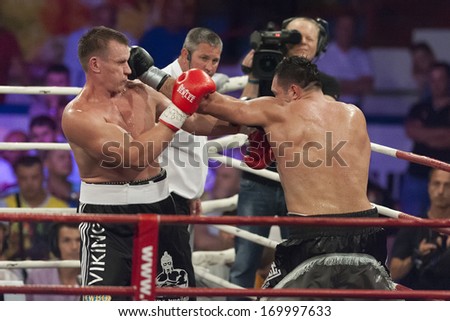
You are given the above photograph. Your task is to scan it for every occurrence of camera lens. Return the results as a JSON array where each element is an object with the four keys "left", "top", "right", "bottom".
[{"left": 258, "top": 55, "right": 279, "bottom": 73}]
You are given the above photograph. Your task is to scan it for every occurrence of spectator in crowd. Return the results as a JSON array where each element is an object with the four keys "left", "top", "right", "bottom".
[
  {"left": 29, "top": 115, "right": 80, "bottom": 187},
  {"left": 1, "top": 156, "right": 68, "bottom": 260},
  {"left": 0, "top": 221, "right": 24, "bottom": 283},
  {"left": 28, "top": 64, "right": 72, "bottom": 120},
  {"left": 316, "top": 12, "right": 374, "bottom": 108},
  {"left": 29, "top": 115, "right": 60, "bottom": 143},
  {"left": 409, "top": 42, "right": 436, "bottom": 101},
  {"left": 0, "top": 26, "right": 29, "bottom": 104},
  {"left": 390, "top": 169, "right": 450, "bottom": 290},
  {"left": 400, "top": 62, "right": 450, "bottom": 217},
  {"left": 0, "top": 130, "right": 28, "bottom": 197},
  {"left": 26, "top": 223, "right": 81, "bottom": 300},
  {"left": 43, "top": 150, "right": 79, "bottom": 208}
]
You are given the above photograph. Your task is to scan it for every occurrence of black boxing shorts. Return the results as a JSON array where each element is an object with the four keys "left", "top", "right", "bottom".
[
  {"left": 77, "top": 170, "right": 195, "bottom": 301},
  {"left": 262, "top": 207, "right": 388, "bottom": 289}
]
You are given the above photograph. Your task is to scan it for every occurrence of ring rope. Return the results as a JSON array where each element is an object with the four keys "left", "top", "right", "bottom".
[
  {"left": 209, "top": 152, "right": 280, "bottom": 182},
  {"left": 373, "top": 203, "right": 450, "bottom": 235},
  {"left": 0, "top": 140, "right": 448, "bottom": 193},
  {"left": 371, "top": 142, "right": 450, "bottom": 172},
  {"left": 1, "top": 140, "right": 448, "bottom": 175},
  {"left": 155, "top": 287, "right": 450, "bottom": 300},
  {"left": 193, "top": 265, "right": 256, "bottom": 300},
  {"left": 0, "top": 249, "right": 234, "bottom": 270},
  {"left": 0, "top": 142, "right": 71, "bottom": 151},
  {"left": 0, "top": 207, "right": 77, "bottom": 213},
  {"left": 201, "top": 194, "right": 238, "bottom": 213},
  {"left": 0, "top": 260, "right": 79, "bottom": 269},
  {"left": 205, "top": 133, "right": 248, "bottom": 154},
  {"left": 2, "top": 285, "right": 447, "bottom": 300},
  {"left": 1, "top": 212, "right": 450, "bottom": 228},
  {"left": 0, "top": 76, "right": 248, "bottom": 96},
  {"left": 2, "top": 200, "right": 447, "bottom": 277},
  {"left": 0, "top": 86, "right": 81, "bottom": 96},
  {"left": 1, "top": 212, "right": 449, "bottom": 300},
  {"left": 0, "top": 285, "right": 134, "bottom": 297},
  {"left": 192, "top": 248, "right": 235, "bottom": 267}
]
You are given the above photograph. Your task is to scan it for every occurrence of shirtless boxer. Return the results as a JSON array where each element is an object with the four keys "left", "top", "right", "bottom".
[
  {"left": 62, "top": 26, "right": 218, "bottom": 300},
  {"left": 128, "top": 51, "right": 388, "bottom": 289}
]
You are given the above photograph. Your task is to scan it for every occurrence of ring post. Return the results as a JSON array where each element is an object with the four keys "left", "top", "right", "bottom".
[{"left": 131, "top": 214, "right": 159, "bottom": 300}]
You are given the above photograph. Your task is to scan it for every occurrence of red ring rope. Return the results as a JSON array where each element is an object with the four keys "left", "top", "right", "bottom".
[
  {"left": 1, "top": 285, "right": 449, "bottom": 300},
  {"left": 1, "top": 212, "right": 450, "bottom": 228}
]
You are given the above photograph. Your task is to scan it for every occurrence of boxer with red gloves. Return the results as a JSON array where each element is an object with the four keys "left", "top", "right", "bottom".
[
  {"left": 159, "top": 69, "right": 216, "bottom": 132},
  {"left": 128, "top": 46, "right": 216, "bottom": 132}
]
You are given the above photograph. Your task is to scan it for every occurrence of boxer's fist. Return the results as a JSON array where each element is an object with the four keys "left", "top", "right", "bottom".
[
  {"left": 128, "top": 46, "right": 169, "bottom": 90},
  {"left": 244, "top": 129, "right": 275, "bottom": 169},
  {"left": 159, "top": 69, "right": 216, "bottom": 131},
  {"left": 172, "top": 69, "right": 216, "bottom": 115},
  {"left": 128, "top": 46, "right": 154, "bottom": 79}
]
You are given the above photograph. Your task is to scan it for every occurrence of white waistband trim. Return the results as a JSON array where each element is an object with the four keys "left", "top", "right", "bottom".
[{"left": 79, "top": 178, "right": 169, "bottom": 205}]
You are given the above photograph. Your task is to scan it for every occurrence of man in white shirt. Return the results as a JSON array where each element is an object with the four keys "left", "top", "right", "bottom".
[
  {"left": 316, "top": 13, "right": 374, "bottom": 107},
  {"left": 161, "top": 27, "right": 225, "bottom": 216}
]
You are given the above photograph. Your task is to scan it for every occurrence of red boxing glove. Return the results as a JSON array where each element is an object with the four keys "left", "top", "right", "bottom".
[
  {"left": 244, "top": 129, "right": 275, "bottom": 169},
  {"left": 159, "top": 69, "right": 216, "bottom": 131}
]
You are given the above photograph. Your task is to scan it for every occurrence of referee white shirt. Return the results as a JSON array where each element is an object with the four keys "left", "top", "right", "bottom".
[{"left": 161, "top": 60, "right": 208, "bottom": 200}]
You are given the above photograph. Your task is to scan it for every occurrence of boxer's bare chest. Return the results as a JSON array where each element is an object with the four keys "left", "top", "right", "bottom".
[{"left": 106, "top": 96, "right": 153, "bottom": 136}]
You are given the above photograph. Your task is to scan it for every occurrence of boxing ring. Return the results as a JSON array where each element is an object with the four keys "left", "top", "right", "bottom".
[{"left": 1, "top": 78, "right": 450, "bottom": 301}]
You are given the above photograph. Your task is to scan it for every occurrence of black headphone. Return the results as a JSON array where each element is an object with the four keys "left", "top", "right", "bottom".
[
  {"left": 281, "top": 17, "right": 329, "bottom": 57},
  {"left": 186, "top": 50, "right": 192, "bottom": 62}
]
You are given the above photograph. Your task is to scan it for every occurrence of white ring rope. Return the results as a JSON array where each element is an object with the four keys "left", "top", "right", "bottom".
[
  {"left": 370, "top": 142, "right": 398, "bottom": 158},
  {"left": 0, "top": 142, "right": 71, "bottom": 151},
  {"left": 193, "top": 265, "right": 256, "bottom": 300},
  {"left": 0, "top": 208, "right": 77, "bottom": 213},
  {"left": 209, "top": 153, "right": 280, "bottom": 182},
  {"left": 192, "top": 248, "right": 235, "bottom": 267},
  {"left": 205, "top": 133, "right": 248, "bottom": 154},
  {"left": 0, "top": 260, "right": 79, "bottom": 269},
  {"left": 0, "top": 86, "right": 81, "bottom": 96},
  {"left": 212, "top": 224, "right": 278, "bottom": 249},
  {"left": 218, "top": 76, "right": 249, "bottom": 93},
  {"left": 201, "top": 195, "right": 238, "bottom": 214},
  {"left": 0, "top": 76, "right": 248, "bottom": 96}
]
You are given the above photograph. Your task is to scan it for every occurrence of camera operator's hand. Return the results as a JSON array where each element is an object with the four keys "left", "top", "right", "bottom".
[
  {"left": 241, "top": 49, "right": 255, "bottom": 75},
  {"left": 240, "top": 50, "right": 260, "bottom": 99}
]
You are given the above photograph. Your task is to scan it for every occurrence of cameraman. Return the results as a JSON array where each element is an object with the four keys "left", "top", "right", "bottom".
[
  {"left": 230, "top": 17, "right": 340, "bottom": 294},
  {"left": 389, "top": 168, "right": 450, "bottom": 290}
]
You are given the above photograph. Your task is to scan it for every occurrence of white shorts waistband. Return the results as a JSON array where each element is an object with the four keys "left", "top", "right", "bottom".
[{"left": 80, "top": 176, "right": 170, "bottom": 205}]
